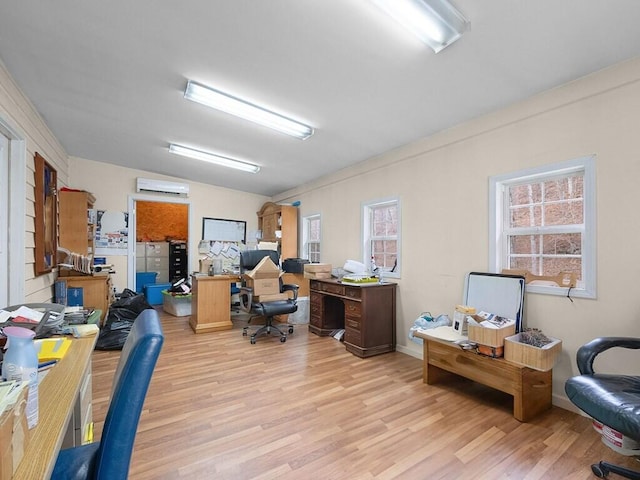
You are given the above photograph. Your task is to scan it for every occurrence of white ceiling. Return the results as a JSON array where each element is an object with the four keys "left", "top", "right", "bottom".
[{"left": 2, "top": 1, "right": 640, "bottom": 196}]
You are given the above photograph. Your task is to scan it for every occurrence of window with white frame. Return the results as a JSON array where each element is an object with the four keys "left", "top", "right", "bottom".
[
  {"left": 302, "top": 214, "right": 321, "bottom": 263},
  {"left": 363, "top": 198, "right": 400, "bottom": 277},
  {"left": 489, "top": 156, "right": 595, "bottom": 298}
]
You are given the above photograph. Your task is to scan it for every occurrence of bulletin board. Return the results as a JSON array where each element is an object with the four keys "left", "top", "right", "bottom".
[{"left": 202, "top": 217, "right": 246, "bottom": 243}]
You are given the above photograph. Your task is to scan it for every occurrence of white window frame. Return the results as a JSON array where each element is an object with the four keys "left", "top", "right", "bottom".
[
  {"left": 302, "top": 213, "right": 321, "bottom": 262},
  {"left": 489, "top": 156, "right": 596, "bottom": 299},
  {"left": 362, "top": 197, "right": 401, "bottom": 279}
]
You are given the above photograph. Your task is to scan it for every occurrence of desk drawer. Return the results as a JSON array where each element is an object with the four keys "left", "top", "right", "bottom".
[
  {"left": 310, "top": 302, "right": 323, "bottom": 317},
  {"left": 310, "top": 314, "right": 322, "bottom": 328},
  {"left": 345, "top": 287, "right": 361, "bottom": 299},
  {"left": 321, "top": 283, "right": 345, "bottom": 296},
  {"left": 310, "top": 291, "right": 323, "bottom": 305},
  {"left": 344, "top": 328, "right": 362, "bottom": 345},
  {"left": 345, "top": 317, "right": 361, "bottom": 331},
  {"left": 344, "top": 300, "right": 361, "bottom": 317}
]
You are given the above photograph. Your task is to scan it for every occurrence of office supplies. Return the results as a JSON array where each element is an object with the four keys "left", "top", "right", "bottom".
[{"left": 34, "top": 337, "right": 72, "bottom": 362}]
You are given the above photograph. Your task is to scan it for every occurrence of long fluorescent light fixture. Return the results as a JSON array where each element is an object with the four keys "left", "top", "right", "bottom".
[
  {"left": 184, "top": 80, "right": 314, "bottom": 140},
  {"left": 168, "top": 144, "right": 261, "bottom": 174},
  {"left": 371, "top": 0, "right": 469, "bottom": 53}
]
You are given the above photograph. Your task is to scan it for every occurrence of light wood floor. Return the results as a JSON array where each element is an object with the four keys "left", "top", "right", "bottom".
[{"left": 90, "top": 308, "right": 639, "bottom": 479}]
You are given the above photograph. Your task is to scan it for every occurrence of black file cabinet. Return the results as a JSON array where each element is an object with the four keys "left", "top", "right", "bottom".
[{"left": 169, "top": 241, "right": 188, "bottom": 282}]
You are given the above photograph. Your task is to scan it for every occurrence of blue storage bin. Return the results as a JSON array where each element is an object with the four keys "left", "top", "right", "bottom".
[
  {"left": 136, "top": 272, "right": 158, "bottom": 293},
  {"left": 144, "top": 283, "right": 172, "bottom": 305}
]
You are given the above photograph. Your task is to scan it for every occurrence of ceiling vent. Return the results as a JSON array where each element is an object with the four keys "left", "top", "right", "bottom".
[{"left": 136, "top": 178, "right": 189, "bottom": 197}]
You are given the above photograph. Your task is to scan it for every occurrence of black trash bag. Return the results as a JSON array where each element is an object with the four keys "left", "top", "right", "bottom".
[{"left": 95, "top": 289, "right": 153, "bottom": 350}]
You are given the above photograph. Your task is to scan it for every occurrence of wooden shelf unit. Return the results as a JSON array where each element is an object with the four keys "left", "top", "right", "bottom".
[
  {"left": 257, "top": 202, "right": 298, "bottom": 260},
  {"left": 59, "top": 190, "right": 96, "bottom": 256}
]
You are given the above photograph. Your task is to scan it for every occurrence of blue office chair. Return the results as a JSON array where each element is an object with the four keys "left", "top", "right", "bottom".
[
  {"left": 51, "top": 309, "right": 164, "bottom": 480},
  {"left": 565, "top": 337, "right": 640, "bottom": 479},
  {"left": 239, "top": 249, "right": 298, "bottom": 344}
]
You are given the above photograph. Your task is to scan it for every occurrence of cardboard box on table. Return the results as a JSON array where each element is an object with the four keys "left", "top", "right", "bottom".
[
  {"left": 242, "top": 257, "right": 283, "bottom": 296},
  {"left": 0, "top": 387, "right": 29, "bottom": 478},
  {"left": 504, "top": 333, "right": 562, "bottom": 371},
  {"left": 467, "top": 315, "right": 516, "bottom": 358},
  {"left": 303, "top": 263, "right": 332, "bottom": 279}
]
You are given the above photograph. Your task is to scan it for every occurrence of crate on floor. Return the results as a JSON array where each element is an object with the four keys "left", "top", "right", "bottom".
[
  {"left": 136, "top": 271, "right": 158, "bottom": 294},
  {"left": 162, "top": 291, "right": 192, "bottom": 317},
  {"left": 144, "top": 283, "right": 172, "bottom": 306}
]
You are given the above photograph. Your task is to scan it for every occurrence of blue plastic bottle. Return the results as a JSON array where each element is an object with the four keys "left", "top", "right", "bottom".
[{"left": 2, "top": 326, "right": 39, "bottom": 428}]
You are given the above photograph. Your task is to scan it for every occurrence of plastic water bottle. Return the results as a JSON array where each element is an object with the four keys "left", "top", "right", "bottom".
[{"left": 2, "top": 326, "right": 39, "bottom": 428}]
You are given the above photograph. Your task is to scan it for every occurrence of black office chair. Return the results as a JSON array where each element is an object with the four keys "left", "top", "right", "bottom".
[
  {"left": 239, "top": 249, "right": 298, "bottom": 344},
  {"left": 565, "top": 337, "right": 640, "bottom": 479},
  {"left": 51, "top": 309, "right": 164, "bottom": 480}
]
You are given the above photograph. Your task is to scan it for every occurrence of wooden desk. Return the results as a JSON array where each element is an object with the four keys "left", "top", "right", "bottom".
[
  {"left": 14, "top": 335, "right": 96, "bottom": 479},
  {"left": 60, "top": 274, "right": 113, "bottom": 322},
  {"left": 416, "top": 333, "right": 552, "bottom": 422},
  {"left": 190, "top": 274, "right": 239, "bottom": 333},
  {"left": 309, "top": 279, "right": 396, "bottom": 358}
]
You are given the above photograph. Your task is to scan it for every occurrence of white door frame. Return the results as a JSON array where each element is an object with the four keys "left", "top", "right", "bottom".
[
  {"left": 126, "top": 194, "right": 192, "bottom": 291},
  {"left": 0, "top": 117, "right": 26, "bottom": 306}
]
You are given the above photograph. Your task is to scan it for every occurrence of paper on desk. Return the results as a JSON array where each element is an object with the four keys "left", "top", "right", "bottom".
[{"left": 417, "top": 326, "right": 467, "bottom": 342}]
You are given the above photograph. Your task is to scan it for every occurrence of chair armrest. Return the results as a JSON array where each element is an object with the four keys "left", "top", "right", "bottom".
[
  {"left": 239, "top": 286, "right": 253, "bottom": 313},
  {"left": 577, "top": 337, "right": 640, "bottom": 375},
  {"left": 282, "top": 284, "right": 299, "bottom": 302}
]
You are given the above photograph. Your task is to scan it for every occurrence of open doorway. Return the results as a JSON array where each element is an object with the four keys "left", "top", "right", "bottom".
[{"left": 127, "top": 194, "right": 192, "bottom": 293}]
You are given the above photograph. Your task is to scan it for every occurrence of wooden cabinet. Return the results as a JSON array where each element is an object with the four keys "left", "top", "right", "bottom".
[
  {"left": 309, "top": 279, "right": 397, "bottom": 358},
  {"left": 190, "top": 274, "right": 236, "bottom": 333},
  {"left": 257, "top": 202, "right": 298, "bottom": 260},
  {"left": 59, "top": 190, "right": 96, "bottom": 256},
  {"left": 62, "top": 275, "right": 112, "bottom": 322}
]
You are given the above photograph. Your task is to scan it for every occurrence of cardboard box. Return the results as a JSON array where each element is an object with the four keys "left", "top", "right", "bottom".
[
  {"left": 0, "top": 388, "right": 29, "bottom": 478},
  {"left": 303, "top": 271, "right": 332, "bottom": 279},
  {"left": 303, "top": 263, "right": 331, "bottom": 273},
  {"left": 504, "top": 333, "right": 562, "bottom": 371},
  {"left": 162, "top": 291, "right": 192, "bottom": 317},
  {"left": 243, "top": 257, "right": 282, "bottom": 296},
  {"left": 253, "top": 292, "right": 290, "bottom": 302},
  {"left": 467, "top": 317, "right": 516, "bottom": 348}
]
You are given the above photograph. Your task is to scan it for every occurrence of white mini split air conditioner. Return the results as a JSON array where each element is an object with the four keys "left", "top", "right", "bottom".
[{"left": 136, "top": 178, "right": 190, "bottom": 197}]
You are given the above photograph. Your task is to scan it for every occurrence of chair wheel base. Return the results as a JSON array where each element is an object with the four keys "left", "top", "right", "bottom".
[{"left": 592, "top": 463, "right": 608, "bottom": 478}]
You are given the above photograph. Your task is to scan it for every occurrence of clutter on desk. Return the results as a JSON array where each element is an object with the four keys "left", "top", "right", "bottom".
[
  {"left": 467, "top": 311, "right": 517, "bottom": 358},
  {"left": 341, "top": 274, "right": 378, "bottom": 284},
  {"left": 0, "top": 303, "right": 65, "bottom": 338},
  {"left": 0, "top": 379, "right": 30, "bottom": 476},
  {"left": 408, "top": 312, "right": 451, "bottom": 344}
]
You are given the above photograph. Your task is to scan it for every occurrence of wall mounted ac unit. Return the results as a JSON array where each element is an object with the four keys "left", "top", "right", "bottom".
[{"left": 136, "top": 178, "right": 189, "bottom": 197}]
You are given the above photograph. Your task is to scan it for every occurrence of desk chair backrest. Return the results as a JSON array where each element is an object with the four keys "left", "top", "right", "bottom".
[
  {"left": 95, "top": 309, "right": 164, "bottom": 478},
  {"left": 240, "top": 249, "right": 280, "bottom": 273}
]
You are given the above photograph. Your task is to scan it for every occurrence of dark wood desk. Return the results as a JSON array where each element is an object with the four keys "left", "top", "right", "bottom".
[
  {"left": 309, "top": 279, "right": 396, "bottom": 358},
  {"left": 415, "top": 333, "right": 552, "bottom": 422}
]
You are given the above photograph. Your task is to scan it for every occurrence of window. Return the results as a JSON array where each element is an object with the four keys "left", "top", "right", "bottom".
[
  {"left": 302, "top": 214, "right": 321, "bottom": 262},
  {"left": 363, "top": 198, "right": 400, "bottom": 277},
  {"left": 489, "top": 156, "right": 595, "bottom": 298}
]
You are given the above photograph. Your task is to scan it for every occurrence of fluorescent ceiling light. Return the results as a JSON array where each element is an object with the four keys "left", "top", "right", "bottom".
[
  {"left": 184, "top": 80, "right": 314, "bottom": 140},
  {"left": 371, "top": 0, "right": 469, "bottom": 53},
  {"left": 168, "top": 144, "right": 261, "bottom": 174}
]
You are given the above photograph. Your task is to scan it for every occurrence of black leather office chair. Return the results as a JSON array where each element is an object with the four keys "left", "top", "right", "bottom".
[
  {"left": 239, "top": 249, "right": 298, "bottom": 344},
  {"left": 565, "top": 337, "right": 640, "bottom": 479}
]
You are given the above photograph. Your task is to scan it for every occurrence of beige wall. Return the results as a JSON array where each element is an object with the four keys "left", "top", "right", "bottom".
[
  {"left": 0, "top": 59, "right": 69, "bottom": 303},
  {"left": 275, "top": 57, "right": 640, "bottom": 410},
  {"left": 67, "top": 157, "right": 268, "bottom": 292},
  {"left": 3, "top": 53, "right": 640, "bottom": 410}
]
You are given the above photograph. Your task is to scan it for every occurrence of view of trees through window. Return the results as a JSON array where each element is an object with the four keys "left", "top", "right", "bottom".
[
  {"left": 371, "top": 203, "right": 398, "bottom": 271},
  {"left": 506, "top": 174, "right": 583, "bottom": 281},
  {"left": 307, "top": 216, "right": 321, "bottom": 263}
]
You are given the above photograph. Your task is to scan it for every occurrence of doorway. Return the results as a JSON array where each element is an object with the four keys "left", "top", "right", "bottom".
[
  {"left": 0, "top": 118, "right": 26, "bottom": 306},
  {"left": 127, "top": 194, "right": 192, "bottom": 293}
]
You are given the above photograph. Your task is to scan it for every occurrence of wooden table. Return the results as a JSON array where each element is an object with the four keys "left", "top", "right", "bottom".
[
  {"left": 14, "top": 335, "right": 97, "bottom": 479},
  {"left": 416, "top": 332, "right": 552, "bottom": 422},
  {"left": 190, "top": 274, "right": 240, "bottom": 333}
]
